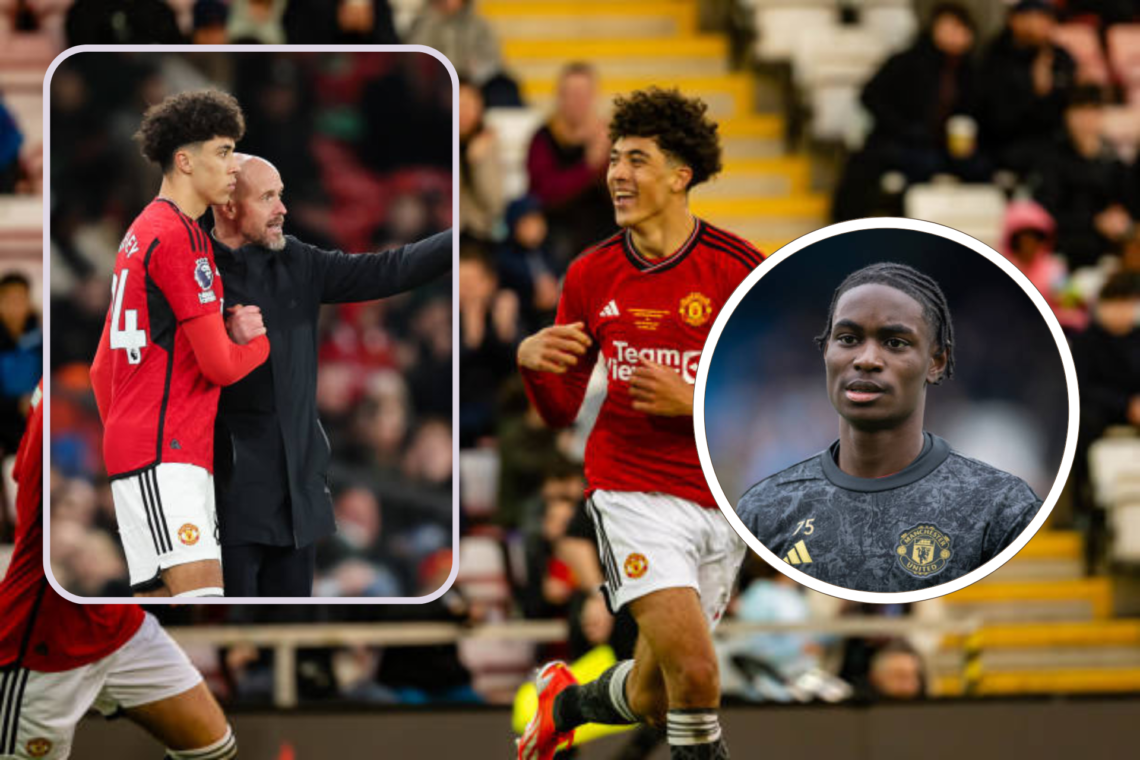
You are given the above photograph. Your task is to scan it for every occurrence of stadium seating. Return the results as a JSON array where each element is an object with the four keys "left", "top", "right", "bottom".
[
  {"left": 1089, "top": 436, "right": 1140, "bottom": 562},
  {"left": 790, "top": 25, "right": 889, "bottom": 144},
  {"left": 903, "top": 183, "right": 1007, "bottom": 249}
]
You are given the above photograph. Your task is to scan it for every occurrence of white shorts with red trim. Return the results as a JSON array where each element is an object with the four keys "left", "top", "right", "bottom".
[
  {"left": 587, "top": 490, "right": 746, "bottom": 629},
  {"left": 110, "top": 463, "right": 220, "bottom": 589},
  {"left": 0, "top": 614, "right": 203, "bottom": 759}
]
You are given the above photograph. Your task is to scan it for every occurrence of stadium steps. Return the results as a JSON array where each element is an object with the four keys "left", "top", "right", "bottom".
[
  {"left": 503, "top": 37, "right": 731, "bottom": 79},
  {"left": 522, "top": 73, "right": 757, "bottom": 120},
  {"left": 493, "top": 0, "right": 826, "bottom": 248},
  {"left": 941, "top": 578, "right": 1115, "bottom": 622},
  {"left": 936, "top": 668, "right": 1140, "bottom": 696},
  {"left": 985, "top": 530, "right": 1085, "bottom": 582},
  {"left": 482, "top": 1, "right": 697, "bottom": 40}
]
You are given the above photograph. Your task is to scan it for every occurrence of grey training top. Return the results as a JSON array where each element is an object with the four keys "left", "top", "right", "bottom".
[{"left": 737, "top": 433, "right": 1042, "bottom": 593}]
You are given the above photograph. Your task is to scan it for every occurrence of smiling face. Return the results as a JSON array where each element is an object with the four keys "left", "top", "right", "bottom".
[
  {"left": 823, "top": 283, "right": 947, "bottom": 431},
  {"left": 231, "top": 157, "right": 287, "bottom": 250},
  {"left": 607, "top": 135, "right": 691, "bottom": 229},
  {"left": 183, "top": 136, "right": 239, "bottom": 206}
]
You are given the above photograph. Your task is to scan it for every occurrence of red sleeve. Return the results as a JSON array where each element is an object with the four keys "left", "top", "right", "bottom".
[
  {"left": 182, "top": 313, "right": 270, "bottom": 386},
  {"left": 90, "top": 318, "right": 112, "bottom": 424},
  {"left": 148, "top": 234, "right": 224, "bottom": 323},
  {"left": 526, "top": 128, "right": 605, "bottom": 209},
  {"left": 520, "top": 258, "right": 599, "bottom": 428}
]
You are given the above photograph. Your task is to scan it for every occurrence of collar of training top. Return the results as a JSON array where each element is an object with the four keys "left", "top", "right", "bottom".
[{"left": 820, "top": 432, "right": 951, "bottom": 493}]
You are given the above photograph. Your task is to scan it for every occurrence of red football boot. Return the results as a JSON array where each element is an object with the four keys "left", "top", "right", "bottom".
[{"left": 517, "top": 661, "right": 579, "bottom": 760}]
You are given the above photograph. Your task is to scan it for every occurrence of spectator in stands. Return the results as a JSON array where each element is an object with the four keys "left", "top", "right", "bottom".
[
  {"left": 519, "top": 466, "right": 585, "bottom": 619},
  {"left": 192, "top": 0, "right": 229, "bottom": 44},
  {"left": 497, "top": 195, "right": 559, "bottom": 328},
  {"left": 0, "top": 95, "right": 24, "bottom": 193},
  {"left": 374, "top": 549, "right": 483, "bottom": 704},
  {"left": 459, "top": 78, "right": 505, "bottom": 241},
  {"left": 862, "top": 640, "right": 927, "bottom": 701},
  {"left": 493, "top": 380, "right": 566, "bottom": 528},
  {"left": 406, "top": 0, "right": 521, "bottom": 107},
  {"left": 1034, "top": 87, "right": 1134, "bottom": 269},
  {"left": 227, "top": 0, "right": 287, "bottom": 44},
  {"left": 315, "top": 486, "right": 404, "bottom": 596},
  {"left": 282, "top": 0, "right": 398, "bottom": 44},
  {"left": 525, "top": 61, "right": 613, "bottom": 268},
  {"left": 65, "top": 0, "right": 185, "bottom": 44},
  {"left": 725, "top": 562, "right": 827, "bottom": 702},
  {"left": 459, "top": 237, "right": 520, "bottom": 447},
  {"left": 1073, "top": 272, "right": 1140, "bottom": 442},
  {"left": 978, "top": 0, "right": 1076, "bottom": 176},
  {"left": 832, "top": 2, "right": 986, "bottom": 221},
  {"left": 0, "top": 273, "right": 40, "bottom": 456},
  {"left": 1000, "top": 199, "right": 1067, "bottom": 305}
]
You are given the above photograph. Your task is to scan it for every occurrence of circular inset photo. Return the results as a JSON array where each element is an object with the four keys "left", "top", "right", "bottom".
[{"left": 694, "top": 218, "right": 1078, "bottom": 603}]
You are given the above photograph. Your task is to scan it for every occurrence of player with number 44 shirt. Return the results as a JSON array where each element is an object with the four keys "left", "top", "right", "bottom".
[{"left": 89, "top": 90, "right": 269, "bottom": 598}]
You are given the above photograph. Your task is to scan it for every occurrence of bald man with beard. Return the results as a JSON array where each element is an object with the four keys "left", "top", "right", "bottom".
[{"left": 210, "top": 154, "right": 452, "bottom": 596}]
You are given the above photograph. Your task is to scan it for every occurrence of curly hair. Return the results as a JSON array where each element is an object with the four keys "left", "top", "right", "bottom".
[
  {"left": 815, "top": 262, "right": 955, "bottom": 385},
  {"left": 135, "top": 90, "right": 245, "bottom": 173},
  {"left": 608, "top": 87, "right": 722, "bottom": 189}
]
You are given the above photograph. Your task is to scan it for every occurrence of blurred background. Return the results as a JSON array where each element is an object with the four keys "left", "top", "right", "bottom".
[
  {"left": 705, "top": 227, "right": 1070, "bottom": 502},
  {"left": 0, "top": 0, "right": 1139, "bottom": 757}
]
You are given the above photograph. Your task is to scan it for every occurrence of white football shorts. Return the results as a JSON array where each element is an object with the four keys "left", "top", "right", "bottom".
[
  {"left": 110, "top": 463, "right": 220, "bottom": 590},
  {"left": 0, "top": 614, "right": 203, "bottom": 759},
  {"left": 587, "top": 489, "right": 746, "bottom": 629}
]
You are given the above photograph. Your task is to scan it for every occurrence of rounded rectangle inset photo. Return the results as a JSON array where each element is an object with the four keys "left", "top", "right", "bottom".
[
  {"left": 47, "top": 46, "right": 457, "bottom": 602},
  {"left": 694, "top": 218, "right": 1078, "bottom": 603}
]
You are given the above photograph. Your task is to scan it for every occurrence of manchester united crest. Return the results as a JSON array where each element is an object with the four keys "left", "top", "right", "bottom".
[
  {"left": 896, "top": 524, "right": 952, "bottom": 578},
  {"left": 624, "top": 552, "right": 649, "bottom": 579},
  {"left": 26, "top": 738, "right": 52, "bottom": 757},
  {"left": 678, "top": 292, "right": 712, "bottom": 327},
  {"left": 178, "top": 523, "right": 201, "bottom": 546}
]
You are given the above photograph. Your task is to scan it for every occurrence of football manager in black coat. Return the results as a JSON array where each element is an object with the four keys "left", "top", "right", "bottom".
[{"left": 210, "top": 153, "right": 452, "bottom": 596}]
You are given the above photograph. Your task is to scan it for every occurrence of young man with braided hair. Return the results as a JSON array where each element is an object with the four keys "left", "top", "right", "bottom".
[
  {"left": 738, "top": 262, "right": 1043, "bottom": 593},
  {"left": 517, "top": 88, "right": 765, "bottom": 760}
]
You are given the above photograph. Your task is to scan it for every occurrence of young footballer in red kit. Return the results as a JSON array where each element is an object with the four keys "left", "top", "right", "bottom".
[
  {"left": 89, "top": 90, "right": 270, "bottom": 598},
  {"left": 0, "top": 382, "right": 237, "bottom": 759},
  {"left": 517, "top": 88, "right": 765, "bottom": 760}
]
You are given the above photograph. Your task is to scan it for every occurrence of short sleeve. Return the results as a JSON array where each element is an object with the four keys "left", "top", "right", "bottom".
[
  {"left": 148, "top": 236, "right": 224, "bottom": 323},
  {"left": 981, "top": 478, "right": 1043, "bottom": 563}
]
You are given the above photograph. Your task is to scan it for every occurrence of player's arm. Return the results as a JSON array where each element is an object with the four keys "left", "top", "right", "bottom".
[
  {"left": 315, "top": 229, "right": 452, "bottom": 304},
  {"left": 183, "top": 313, "right": 270, "bottom": 386},
  {"left": 90, "top": 318, "right": 113, "bottom": 423},
  {"left": 518, "top": 261, "right": 598, "bottom": 428},
  {"left": 980, "top": 478, "right": 1043, "bottom": 563}
]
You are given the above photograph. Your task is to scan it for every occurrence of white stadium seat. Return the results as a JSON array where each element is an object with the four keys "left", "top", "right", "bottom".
[{"left": 903, "top": 183, "right": 1006, "bottom": 249}]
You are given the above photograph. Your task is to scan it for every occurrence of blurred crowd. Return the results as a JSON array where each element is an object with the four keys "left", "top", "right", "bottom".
[{"left": 826, "top": 0, "right": 1140, "bottom": 561}]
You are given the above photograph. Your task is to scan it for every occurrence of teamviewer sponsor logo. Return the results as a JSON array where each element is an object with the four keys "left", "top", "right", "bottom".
[{"left": 608, "top": 340, "right": 701, "bottom": 383}]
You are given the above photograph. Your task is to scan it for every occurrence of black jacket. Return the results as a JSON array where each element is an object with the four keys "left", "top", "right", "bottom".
[
  {"left": 977, "top": 30, "right": 1076, "bottom": 154},
  {"left": 862, "top": 36, "right": 978, "bottom": 150},
  {"left": 211, "top": 229, "right": 452, "bottom": 547}
]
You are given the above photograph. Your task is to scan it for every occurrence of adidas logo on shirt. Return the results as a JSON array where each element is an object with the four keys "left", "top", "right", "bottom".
[
  {"left": 599, "top": 300, "right": 620, "bottom": 318},
  {"left": 784, "top": 540, "right": 812, "bottom": 565}
]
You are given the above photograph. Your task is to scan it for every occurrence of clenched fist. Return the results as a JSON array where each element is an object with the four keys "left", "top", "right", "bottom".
[
  {"left": 226, "top": 304, "right": 267, "bottom": 345},
  {"left": 517, "top": 322, "right": 593, "bottom": 374}
]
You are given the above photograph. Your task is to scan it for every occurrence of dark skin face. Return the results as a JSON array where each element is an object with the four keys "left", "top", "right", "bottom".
[{"left": 823, "top": 283, "right": 948, "bottom": 475}]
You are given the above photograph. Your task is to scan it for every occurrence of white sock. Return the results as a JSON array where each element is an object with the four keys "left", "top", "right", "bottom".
[
  {"left": 173, "top": 587, "right": 225, "bottom": 598},
  {"left": 167, "top": 725, "right": 236, "bottom": 759}
]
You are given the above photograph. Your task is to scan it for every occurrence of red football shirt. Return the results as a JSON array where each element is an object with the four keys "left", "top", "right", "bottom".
[
  {"left": 100, "top": 199, "right": 225, "bottom": 477},
  {"left": 0, "top": 382, "right": 145, "bottom": 672},
  {"left": 521, "top": 219, "right": 765, "bottom": 508}
]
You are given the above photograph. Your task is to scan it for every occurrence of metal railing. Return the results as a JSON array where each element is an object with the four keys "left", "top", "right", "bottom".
[{"left": 168, "top": 616, "right": 984, "bottom": 708}]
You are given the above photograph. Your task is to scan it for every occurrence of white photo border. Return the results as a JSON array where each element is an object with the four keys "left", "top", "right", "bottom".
[{"left": 692, "top": 217, "right": 1080, "bottom": 604}]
